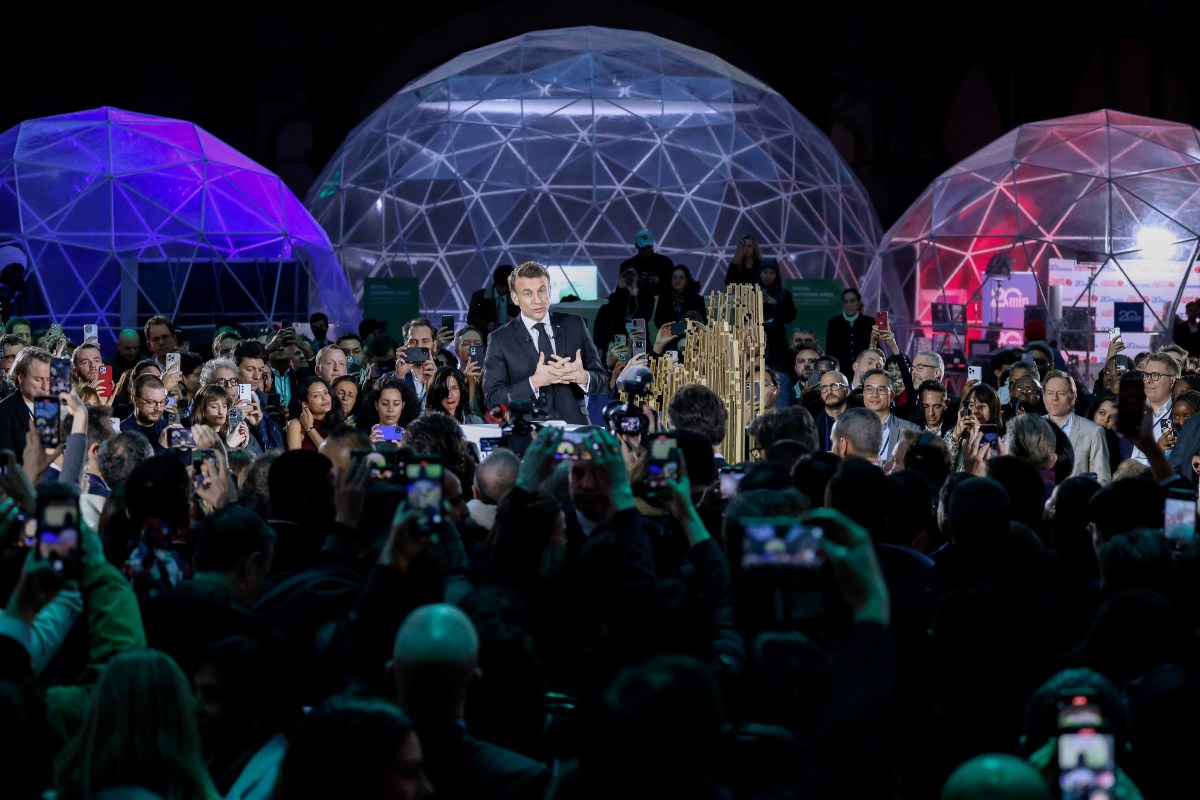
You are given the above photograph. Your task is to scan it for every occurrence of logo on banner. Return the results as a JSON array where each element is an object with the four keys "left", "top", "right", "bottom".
[
  {"left": 995, "top": 288, "right": 1029, "bottom": 309},
  {"left": 1114, "top": 302, "right": 1144, "bottom": 333}
]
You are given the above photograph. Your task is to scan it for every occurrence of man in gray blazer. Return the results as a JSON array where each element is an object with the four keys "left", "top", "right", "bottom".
[
  {"left": 861, "top": 369, "right": 919, "bottom": 464},
  {"left": 1044, "top": 370, "right": 1111, "bottom": 483}
]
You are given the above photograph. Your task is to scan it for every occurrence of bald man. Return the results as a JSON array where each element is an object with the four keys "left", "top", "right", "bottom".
[
  {"left": 941, "top": 754, "right": 1052, "bottom": 800},
  {"left": 392, "top": 604, "right": 549, "bottom": 799},
  {"left": 468, "top": 448, "right": 520, "bottom": 531},
  {"left": 112, "top": 328, "right": 143, "bottom": 382}
]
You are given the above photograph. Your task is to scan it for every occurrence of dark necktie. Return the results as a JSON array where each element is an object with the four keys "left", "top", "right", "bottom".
[{"left": 533, "top": 322, "right": 555, "bottom": 361}]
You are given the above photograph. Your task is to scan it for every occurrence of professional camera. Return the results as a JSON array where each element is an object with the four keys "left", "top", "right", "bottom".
[
  {"left": 604, "top": 364, "right": 652, "bottom": 436},
  {"left": 497, "top": 398, "right": 541, "bottom": 456}
]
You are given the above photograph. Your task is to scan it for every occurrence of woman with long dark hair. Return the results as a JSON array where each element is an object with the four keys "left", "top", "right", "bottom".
[
  {"left": 654, "top": 265, "right": 708, "bottom": 329},
  {"left": 425, "top": 366, "right": 484, "bottom": 424},
  {"left": 757, "top": 262, "right": 796, "bottom": 370},
  {"left": 285, "top": 376, "right": 344, "bottom": 451},
  {"left": 944, "top": 382, "right": 1003, "bottom": 472},
  {"left": 361, "top": 377, "right": 421, "bottom": 443}
]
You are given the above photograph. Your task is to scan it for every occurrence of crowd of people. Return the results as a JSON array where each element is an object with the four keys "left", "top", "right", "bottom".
[{"left": 0, "top": 245, "right": 1198, "bottom": 800}]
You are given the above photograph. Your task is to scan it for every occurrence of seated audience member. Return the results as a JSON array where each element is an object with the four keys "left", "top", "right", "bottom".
[
  {"left": 307, "top": 311, "right": 333, "bottom": 350},
  {"left": 403, "top": 412, "right": 477, "bottom": 488},
  {"left": 254, "top": 450, "right": 361, "bottom": 657},
  {"left": 468, "top": 447, "right": 521, "bottom": 532},
  {"left": 1020, "top": 668, "right": 1143, "bottom": 798},
  {"left": 814, "top": 369, "right": 851, "bottom": 450},
  {"left": 1042, "top": 369, "right": 1110, "bottom": 483},
  {"left": 747, "top": 405, "right": 818, "bottom": 456},
  {"left": 274, "top": 694, "right": 432, "bottom": 800},
  {"left": 945, "top": 382, "right": 1002, "bottom": 470},
  {"left": 668, "top": 383, "right": 729, "bottom": 465},
  {"left": 109, "top": 325, "right": 142, "bottom": 375},
  {"left": 391, "top": 603, "right": 549, "bottom": 800},
  {"left": 120, "top": 373, "right": 175, "bottom": 455},
  {"left": 789, "top": 343, "right": 824, "bottom": 406},
  {"left": 995, "top": 414, "right": 1060, "bottom": 498},
  {"left": 829, "top": 406, "right": 883, "bottom": 464},
  {"left": 54, "top": 649, "right": 219, "bottom": 800},
  {"left": 400, "top": 318, "right": 440, "bottom": 401},
  {"left": 285, "top": 376, "right": 343, "bottom": 451},
  {"left": 97, "top": 430, "right": 155, "bottom": 490},
  {"left": 362, "top": 377, "right": 420, "bottom": 443},
  {"left": 425, "top": 366, "right": 484, "bottom": 424},
  {"left": 940, "top": 754, "right": 1052, "bottom": 800},
  {"left": 142, "top": 506, "right": 275, "bottom": 677},
  {"left": 331, "top": 374, "right": 361, "bottom": 426},
  {"left": 916, "top": 379, "right": 953, "bottom": 435},
  {"left": 234, "top": 339, "right": 284, "bottom": 451},
  {"left": 71, "top": 342, "right": 103, "bottom": 387},
  {"left": 860, "top": 368, "right": 919, "bottom": 463},
  {"left": 452, "top": 326, "right": 486, "bottom": 416},
  {"left": 193, "top": 384, "right": 257, "bottom": 454},
  {"left": 0, "top": 346, "right": 52, "bottom": 462},
  {"left": 335, "top": 331, "right": 366, "bottom": 370}
]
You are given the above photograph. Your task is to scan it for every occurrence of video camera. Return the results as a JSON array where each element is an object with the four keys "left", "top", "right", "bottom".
[
  {"left": 603, "top": 364, "right": 652, "bottom": 436},
  {"left": 493, "top": 398, "right": 542, "bottom": 456}
]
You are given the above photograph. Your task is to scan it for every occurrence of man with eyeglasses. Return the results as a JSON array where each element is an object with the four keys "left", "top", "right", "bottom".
[
  {"left": 1132, "top": 354, "right": 1179, "bottom": 467},
  {"left": 120, "top": 373, "right": 176, "bottom": 454},
  {"left": 1043, "top": 370, "right": 1110, "bottom": 483},
  {"left": 817, "top": 369, "right": 852, "bottom": 451},
  {"left": 0, "top": 346, "right": 52, "bottom": 462},
  {"left": 908, "top": 350, "right": 960, "bottom": 425},
  {"left": 861, "top": 368, "right": 918, "bottom": 463}
]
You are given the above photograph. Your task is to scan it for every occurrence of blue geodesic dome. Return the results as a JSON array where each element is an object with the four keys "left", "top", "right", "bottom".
[
  {"left": 308, "top": 26, "right": 881, "bottom": 318},
  {"left": 0, "top": 106, "right": 359, "bottom": 341}
]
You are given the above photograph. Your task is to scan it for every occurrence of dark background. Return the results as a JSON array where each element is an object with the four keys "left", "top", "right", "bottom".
[{"left": 3, "top": 3, "right": 1194, "bottom": 233}]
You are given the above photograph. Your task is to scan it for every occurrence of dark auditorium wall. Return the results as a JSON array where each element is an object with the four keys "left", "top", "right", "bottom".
[{"left": 1, "top": 2, "right": 1196, "bottom": 229}]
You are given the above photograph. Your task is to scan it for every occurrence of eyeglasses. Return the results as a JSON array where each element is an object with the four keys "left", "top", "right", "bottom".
[
  {"left": 136, "top": 397, "right": 166, "bottom": 407},
  {"left": 819, "top": 384, "right": 848, "bottom": 393},
  {"left": 912, "top": 363, "right": 937, "bottom": 371},
  {"left": 862, "top": 385, "right": 890, "bottom": 396},
  {"left": 1143, "top": 372, "right": 1175, "bottom": 382},
  {"left": 215, "top": 377, "right": 238, "bottom": 387}
]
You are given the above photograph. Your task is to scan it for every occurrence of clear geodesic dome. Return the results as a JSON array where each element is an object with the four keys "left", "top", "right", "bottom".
[
  {"left": 308, "top": 26, "right": 880, "bottom": 318},
  {"left": 864, "top": 109, "right": 1200, "bottom": 371},
  {"left": 0, "top": 107, "right": 358, "bottom": 342}
]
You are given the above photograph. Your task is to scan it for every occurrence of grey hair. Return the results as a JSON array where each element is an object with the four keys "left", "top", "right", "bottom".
[
  {"left": 915, "top": 350, "right": 944, "bottom": 373},
  {"left": 1004, "top": 414, "right": 1057, "bottom": 470},
  {"left": 199, "top": 357, "right": 237, "bottom": 387},
  {"left": 97, "top": 431, "right": 155, "bottom": 487},
  {"left": 830, "top": 407, "right": 883, "bottom": 461}
]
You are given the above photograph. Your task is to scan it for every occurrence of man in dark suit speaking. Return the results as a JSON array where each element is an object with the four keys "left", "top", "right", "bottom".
[{"left": 483, "top": 261, "right": 606, "bottom": 425}]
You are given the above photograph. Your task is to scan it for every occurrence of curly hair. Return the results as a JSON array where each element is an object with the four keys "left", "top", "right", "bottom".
[{"left": 403, "top": 412, "right": 476, "bottom": 486}]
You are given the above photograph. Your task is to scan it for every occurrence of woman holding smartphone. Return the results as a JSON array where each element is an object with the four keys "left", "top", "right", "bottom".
[
  {"left": 944, "top": 383, "right": 1003, "bottom": 471},
  {"left": 193, "top": 384, "right": 258, "bottom": 454},
  {"left": 286, "top": 376, "right": 343, "bottom": 451},
  {"left": 364, "top": 377, "right": 420, "bottom": 443}
]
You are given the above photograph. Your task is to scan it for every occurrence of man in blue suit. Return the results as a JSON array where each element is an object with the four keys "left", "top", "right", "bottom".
[{"left": 483, "top": 261, "right": 606, "bottom": 425}]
